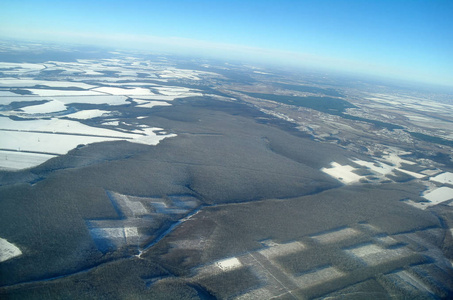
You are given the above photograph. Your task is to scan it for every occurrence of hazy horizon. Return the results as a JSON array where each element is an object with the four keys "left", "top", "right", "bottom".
[{"left": 1, "top": 0, "right": 452, "bottom": 87}]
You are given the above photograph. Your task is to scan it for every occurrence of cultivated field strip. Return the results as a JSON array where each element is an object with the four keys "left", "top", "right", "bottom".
[{"left": 175, "top": 222, "right": 448, "bottom": 299}]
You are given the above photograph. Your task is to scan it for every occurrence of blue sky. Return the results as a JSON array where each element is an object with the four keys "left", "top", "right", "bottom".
[{"left": 1, "top": 0, "right": 452, "bottom": 87}]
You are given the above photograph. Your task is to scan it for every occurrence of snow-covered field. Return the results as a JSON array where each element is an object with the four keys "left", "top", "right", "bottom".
[
  {"left": 0, "top": 117, "right": 130, "bottom": 137},
  {"left": 102, "top": 120, "right": 120, "bottom": 126},
  {"left": 0, "top": 150, "right": 57, "bottom": 170},
  {"left": 90, "top": 227, "right": 139, "bottom": 242},
  {"left": 353, "top": 159, "right": 394, "bottom": 175},
  {"left": 395, "top": 168, "right": 425, "bottom": 179},
  {"left": 345, "top": 243, "right": 411, "bottom": 266},
  {"left": 0, "top": 237, "right": 22, "bottom": 262},
  {"left": 135, "top": 100, "right": 172, "bottom": 108},
  {"left": 0, "top": 116, "right": 176, "bottom": 169},
  {"left": 20, "top": 99, "right": 67, "bottom": 114},
  {"left": 0, "top": 62, "right": 45, "bottom": 72},
  {"left": 0, "top": 130, "right": 123, "bottom": 155},
  {"left": 26, "top": 89, "right": 105, "bottom": 97},
  {"left": 321, "top": 162, "right": 363, "bottom": 184},
  {"left": 0, "top": 91, "right": 18, "bottom": 96},
  {"left": 381, "top": 151, "right": 415, "bottom": 167},
  {"left": 65, "top": 109, "right": 110, "bottom": 119},
  {"left": 423, "top": 187, "right": 453, "bottom": 204},
  {"left": 0, "top": 56, "right": 220, "bottom": 170},
  {"left": 392, "top": 270, "right": 435, "bottom": 295},
  {"left": 52, "top": 95, "right": 130, "bottom": 106},
  {"left": 216, "top": 257, "right": 242, "bottom": 271},
  {"left": 0, "top": 78, "right": 96, "bottom": 89},
  {"left": 93, "top": 86, "right": 154, "bottom": 96},
  {"left": 0, "top": 95, "right": 130, "bottom": 106},
  {"left": 0, "top": 95, "right": 47, "bottom": 105},
  {"left": 311, "top": 227, "right": 359, "bottom": 244},
  {"left": 132, "top": 95, "right": 185, "bottom": 101},
  {"left": 258, "top": 241, "right": 306, "bottom": 259},
  {"left": 430, "top": 172, "right": 453, "bottom": 185},
  {"left": 293, "top": 266, "right": 344, "bottom": 288}
]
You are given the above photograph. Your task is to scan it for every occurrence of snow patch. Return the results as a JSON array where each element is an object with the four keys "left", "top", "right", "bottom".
[
  {"left": 102, "top": 120, "right": 120, "bottom": 126},
  {"left": 311, "top": 227, "right": 359, "bottom": 244},
  {"left": 0, "top": 150, "right": 57, "bottom": 170},
  {"left": 395, "top": 168, "right": 425, "bottom": 179},
  {"left": 65, "top": 109, "right": 110, "bottom": 119},
  {"left": 53, "top": 95, "right": 129, "bottom": 106},
  {"left": 430, "top": 172, "right": 453, "bottom": 185},
  {"left": 423, "top": 187, "right": 453, "bottom": 204},
  {"left": 216, "top": 257, "right": 242, "bottom": 271},
  {"left": 321, "top": 162, "right": 363, "bottom": 184},
  {"left": 20, "top": 99, "right": 67, "bottom": 114},
  {"left": 136, "top": 101, "right": 172, "bottom": 108},
  {"left": 259, "top": 241, "right": 305, "bottom": 258},
  {"left": 27, "top": 89, "right": 104, "bottom": 97},
  {"left": 0, "top": 238, "right": 22, "bottom": 262},
  {"left": 131, "top": 128, "right": 177, "bottom": 146},
  {"left": 0, "top": 117, "right": 176, "bottom": 169},
  {"left": 346, "top": 243, "right": 411, "bottom": 266},
  {"left": 293, "top": 266, "right": 344, "bottom": 288},
  {"left": 353, "top": 159, "right": 394, "bottom": 175},
  {"left": 0, "top": 79, "right": 95, "bottom": 89},
  {"left": 93, "top": 86, "right": 153, "bottom": 96}
]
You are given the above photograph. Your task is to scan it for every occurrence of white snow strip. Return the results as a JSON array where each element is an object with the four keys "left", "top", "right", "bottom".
[
  {"left": 346, "top": 243, "right": 411, "bottom": 266},
  {"left": 93, "top": 86, "right": 154, "bottom": 96},
  {"left": 311, "top": 227, "right": 359, "bottom": 244},
  {"left": 27, "top": 89, "right": 105, "bottom": 97},
  {"left": 395, "top": 168, "right": 425, "bottom": 179},
  {"left": 0, "top": 117, "right": 131, "bottom": 137},
  {"left": 65, "top": 109, "right": 110, "bottom": 119},
  {"left": 293, "top": 266, "right": 344, "bottom": 288},
  {"left": 0, "top": 79, "right": 96, "bottom": 89},
  {"left": 52, "top": 95, "right": 129, "bottom": 106},
  {"left": 0, "top": 91, "right": 19, "bottom": 96},
  {"left": 102, "top": 120, "right": 120, "bottom": 126},
  {"left": 0, "top": 130, "right": 122, "bottom": 154},
  {"left": 259, "top": 241, "right": 305, "bottom": 258},
  {"left": 0, "top": 238, "right": 22, "bottom": 262},
  {"left": 0, "top": 150, "right": 57, "bottom": 170},
  {"left": 0, "top": 62, "right": 45, "bottom": 70},
  {"left": 84, "top": 70, "right": 103, "bottom": 75},
  {"left": 20, "top": 99, "right": 67, "bottom": 114},
  {"left": 133, "top": 95, "right": 180, "bottom": 101},
  {"left": 136, "top": 101, "right": 172, "bottom": 108}
]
